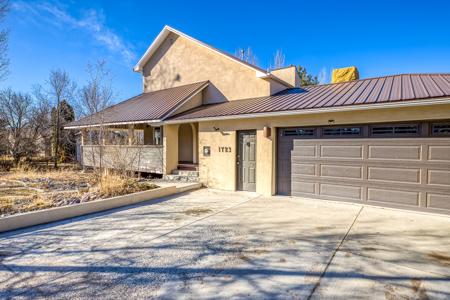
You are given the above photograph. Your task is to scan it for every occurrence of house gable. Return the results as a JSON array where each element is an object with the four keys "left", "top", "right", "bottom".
[{"left": 136, "top": 26, "right": 289, "bottom": 104}]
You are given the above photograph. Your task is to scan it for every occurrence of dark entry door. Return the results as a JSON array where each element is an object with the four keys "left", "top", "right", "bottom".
[{"left": 237, "top": 131, "right": 256, "bottom": 192}]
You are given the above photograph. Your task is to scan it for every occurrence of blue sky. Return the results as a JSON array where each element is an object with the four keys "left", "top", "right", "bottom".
[{"left": 3, "top": 0, "right": 450, "bottom": 101}]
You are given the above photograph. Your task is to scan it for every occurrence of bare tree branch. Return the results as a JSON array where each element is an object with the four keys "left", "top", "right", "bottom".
[
  {"left": 234, "top": 47, "right": 258, "bottom": 66},
  {"left": 0, "top": 0, "right": 9, "bottom": 81},
  {"left": 271, "top": 49, "right": 285, "bottom": 70}
]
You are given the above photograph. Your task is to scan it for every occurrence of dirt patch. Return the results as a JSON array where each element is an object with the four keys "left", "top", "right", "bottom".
[
  {"left": 362, "top": 246, "right": 377, "bottom": 251},
  {"left": 238, "top": 254, "right": 251, "bottom": 262},
  {"left": 316, "top": 226, "right": 334, "bottom": 231},
  {"left": 411, "top": 279, "right": 429, "bottom": 300},
  {"left": 427, "top": 251, "right": 450, "bottom": 266},
  {"left": 251, "top": 249, "right": 269, "bottom": 255},
  {"left": 183, "top": 208, "right": 213, "bottom": 216}
]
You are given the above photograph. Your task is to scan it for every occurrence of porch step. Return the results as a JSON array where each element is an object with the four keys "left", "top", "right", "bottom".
[
  {"left": 163, "top": 174, "right": 199, "bottom": 182},
  {"left": 177, "top": 163, "right": 198, "bottom": 171},
  {"left": 172, "top": 170, "right": 199, "bottom": 176}
]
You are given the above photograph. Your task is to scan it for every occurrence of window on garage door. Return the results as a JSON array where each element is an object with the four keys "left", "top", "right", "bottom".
[
  {"left": 320, "top": 126, "right": 362, "bottom": 138},
  {"left": 369, "top": 123, "right": 420, "bottom": 137},
  {"left": 282, "top": 128, "right": 316, "bottom": 138},
  {"left": 431, "top": 122, "right": 450, "bottom": 136}
]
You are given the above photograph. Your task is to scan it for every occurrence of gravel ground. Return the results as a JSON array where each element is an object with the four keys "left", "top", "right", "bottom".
[{"left": 0, "top": 188, "right": 449, "bottom": 299}]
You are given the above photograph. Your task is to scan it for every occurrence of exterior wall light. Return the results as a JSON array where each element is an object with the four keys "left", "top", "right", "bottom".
[{"left": 263, "top": 126, "right": 271, "bottom": 138}]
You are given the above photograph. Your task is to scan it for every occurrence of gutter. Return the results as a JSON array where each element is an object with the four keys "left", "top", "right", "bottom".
[
  {"left": 65, "top": 97, "right": 450, "bottom": 128},
  {"left": 64, "top": 119, "right": 163, "bottom": 130},
  {"left": 164, "top": 97, "right": 450, "bottom": 124}
]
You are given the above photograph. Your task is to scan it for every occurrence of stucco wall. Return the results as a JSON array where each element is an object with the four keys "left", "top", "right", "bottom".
[
  {"left": 270, "top": 66, "right": 300, "bottom": 87},
  {"left": 196, "top": 104, "right": 450, "bottom": 196},
  {"left": 163, "top": 124, "right": 179, "bottom": 174},
  {"left": 142, "top": 34, "right": 285, "bottom": 103},
  {"left": 198, "top": 129, "right": 237, "bottom": 190}
]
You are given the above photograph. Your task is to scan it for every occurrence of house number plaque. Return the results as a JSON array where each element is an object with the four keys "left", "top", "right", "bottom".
[{"left": 218, "top": 146, "right": 232, "bottom": 153}]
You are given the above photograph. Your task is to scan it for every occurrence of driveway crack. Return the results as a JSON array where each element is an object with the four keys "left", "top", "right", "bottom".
[{"left": 307, "top": 206, "right": 364, "bottom": 300}]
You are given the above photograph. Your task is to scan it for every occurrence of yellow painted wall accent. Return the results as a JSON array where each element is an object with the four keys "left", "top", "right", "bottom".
[{"left": 196, "top": 104, "right": 450, "bottom": 196}]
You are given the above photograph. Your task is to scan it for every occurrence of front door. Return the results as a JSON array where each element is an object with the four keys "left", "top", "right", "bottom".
[{"left": 237, "top": 130, "right": 256, "bottom": 192}]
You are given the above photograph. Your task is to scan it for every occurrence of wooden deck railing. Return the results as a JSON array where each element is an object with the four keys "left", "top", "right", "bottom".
[{"left": 82, "top": 145, "right": 164, "bottom": 174}]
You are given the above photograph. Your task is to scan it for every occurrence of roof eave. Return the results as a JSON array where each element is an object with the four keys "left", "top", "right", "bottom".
[
  {"left": 64, "top": 119, "right": 164, "bottom": 130},
  {"left": 164, "top": 97, "right": 450, "bottom": 124},
  {"left": 257, "top": 73, "right": 294, "bottom": 88}
]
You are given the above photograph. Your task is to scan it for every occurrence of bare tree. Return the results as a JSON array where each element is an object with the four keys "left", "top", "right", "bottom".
[
  {"left": 0, "top": 0, "right": 9, "bottom": 81},
  {"left": 235, "top": 47, "right": 258, "bottom": 66},
  {"left": 77, "top": 60, "right": 115, "bottom": 174},
  {"left": 77, "top": 60, "right": 114, "bottom": 118},
  {"left": 35, "top": 69, "right": 76, "bottom": 168},
  {"left": 271, "top": 49, "right": 285, "bottom": 69},
  {"left": 0, "top": 89, "right": 34, "bottom": 165},
  {"left": 30, "top": 98, "right": 52, "bottom": 157}
]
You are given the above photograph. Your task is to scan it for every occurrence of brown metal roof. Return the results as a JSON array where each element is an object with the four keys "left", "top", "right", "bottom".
[
  {"left": 168, "top": 74, "right": 450, "bottom": 121},
  {"left": 66, "top": 81, "right": 209, "bottom": 128}
]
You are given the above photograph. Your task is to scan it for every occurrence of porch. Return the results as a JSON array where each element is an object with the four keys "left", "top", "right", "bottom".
[{"left": 79, "top": 122, "right": 199, "bottom": 176}]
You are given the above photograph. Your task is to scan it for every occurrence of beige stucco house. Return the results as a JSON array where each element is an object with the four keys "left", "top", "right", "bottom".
[{"left": 66, "top": 25, "right": 450, "bottom": 215}]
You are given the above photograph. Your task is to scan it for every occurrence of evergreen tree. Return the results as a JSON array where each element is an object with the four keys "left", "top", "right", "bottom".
[
  {"left": 51, "top": 100, "right": 75, "bottom": 163},
  {"left": 297, "top": 66, "right": 319, "bottom": 86}
]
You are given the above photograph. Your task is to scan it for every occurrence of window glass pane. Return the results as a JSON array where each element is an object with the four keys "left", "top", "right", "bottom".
[
  {"left": 109, "top": 130, "right": 127, "bottom": 145},
  {"left": 134, "top": 130, "right": 144, "bottom": 145},
  {"left": 283, "top": 128, "right": 314, "bottom": 137},
  {"left": 322, "top": 127, "right": 361, "bottom": 137},
  {"left": 88, "top": 131, "right": 100, "bottom": 145},
  {"left": 432, "top": 123, "right": 450, "bottom": 135},
  {"left": 371, "top": 124, "right": 419, "bottom": 136},
  {"left": 154, "top": 127, "right": 162, "bottom": 145}
]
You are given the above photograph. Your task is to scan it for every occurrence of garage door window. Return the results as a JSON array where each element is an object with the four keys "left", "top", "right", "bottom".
[
  {"left": 282, "top": 128, "right": 315, "bottom": 137},
  {"left": 321, "top": 127, "right": 362, "bottom": 137},
  {"left": 432, "top": 122, "right": 450, "bottom": 136},
  {"left": 370, "top": 124, "right": 419, "bottom": 137}
]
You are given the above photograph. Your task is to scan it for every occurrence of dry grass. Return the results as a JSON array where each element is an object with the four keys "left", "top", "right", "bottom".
[
  {"left": 3, "top": 167, "right": 97, "bottom": 186},
  {"left": 0, "top": 168, "right": 158, "bottom": 217},
  {"left": 96, "top": 174, "right": 158, "bottom": 198},
  {"left": 0, "top": 194, "right": 53, "bottom": 215}
]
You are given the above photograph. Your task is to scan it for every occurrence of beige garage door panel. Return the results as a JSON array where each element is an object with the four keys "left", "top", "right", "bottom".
[
  {"left": 289, "top": 138, "right": 450, "bottom": 213},
  {"left": 368, "top": 145, "right": 422, "bottom": 160},
  {"left": 368, "top": 166, "right": 420, "bottom": 183}
]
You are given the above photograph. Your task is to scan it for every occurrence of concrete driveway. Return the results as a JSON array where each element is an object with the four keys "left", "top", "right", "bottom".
[{"left": 1, "top": 189, "right": 449, "bottom": 299}]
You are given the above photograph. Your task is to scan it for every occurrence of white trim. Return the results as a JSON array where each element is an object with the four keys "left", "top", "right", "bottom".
[
  {"left": 257, "top": 73, "right": 294, "bottom": 88},
  {"left": 133, "top": 26, "right": 287, "bottom": 84},
  {"left": 164, "top": 97, "right": 450, "bottom": 124},
  {"left": 64, "top": 119, "right": 163, "bottom": 130}
]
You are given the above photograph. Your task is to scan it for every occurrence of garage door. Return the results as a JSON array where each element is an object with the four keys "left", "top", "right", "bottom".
[{"left": 277, "top": 122, "right": 450, "bottom": 214}]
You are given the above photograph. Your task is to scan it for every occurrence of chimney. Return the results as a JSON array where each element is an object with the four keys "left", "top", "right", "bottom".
[
  {"left": 332, "top": 66, "right": 359, "bottom": 83},
  {"left": 270, "top": 65, "right": 300, "bottom": 87}
]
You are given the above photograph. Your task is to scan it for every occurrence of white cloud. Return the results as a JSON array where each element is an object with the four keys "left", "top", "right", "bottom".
[{"left": 12, "top": 1, "right": 136, "bottom": 64}]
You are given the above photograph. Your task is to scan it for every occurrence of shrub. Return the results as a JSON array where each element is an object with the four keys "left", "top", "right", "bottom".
[
  {"left": 97, "top": 174, "right": 157, "bottom": 198},
  {"left": 0, "top": 159, "right": 13, "bottom": 172}
]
